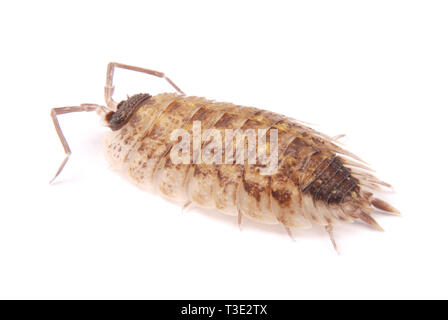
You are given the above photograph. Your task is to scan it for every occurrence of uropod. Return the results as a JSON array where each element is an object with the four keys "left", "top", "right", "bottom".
[{"left": 50, "top": 62, "right": 399, "bottom": 252}]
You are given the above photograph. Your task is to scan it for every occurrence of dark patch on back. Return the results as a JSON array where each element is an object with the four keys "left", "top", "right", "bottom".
[
  {"left": 243, "top": 179, "right": 265, "bottom": 202},
  {"left": 284, "top": 137, "right": 308, "bottom": 157},
  {"left": 338, "top": 175, "right": 360, "bottom": 200},
  {"left": 303, "top": 156, "right": 360, "bottom": 204},
  {"left": 311, "top": 157, "right": 343, "bottom": 199},
  {"left": 106, "top": 93, "right": 151, "bottom": 131},
  {"left": 194, "top": 166, "right": 209, "bottom": 177},
  {"left": 271, "top": 188, "right": 292, "bottom": 206},
  {"left": 323, "top": 165, "right": 351, "bottom": 203}
]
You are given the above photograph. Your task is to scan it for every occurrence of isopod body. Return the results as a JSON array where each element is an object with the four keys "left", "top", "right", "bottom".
[
  {"left": 104, "top": 93, "right": 397, "bottom": 232},
  {"left": 51, "top": 62, "right": 399, "bottom": 250}
]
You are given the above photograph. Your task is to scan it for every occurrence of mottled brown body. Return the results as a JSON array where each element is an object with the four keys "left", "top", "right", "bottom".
[{"left": 105, "top": 93, "right": 397, "bottom": 229}]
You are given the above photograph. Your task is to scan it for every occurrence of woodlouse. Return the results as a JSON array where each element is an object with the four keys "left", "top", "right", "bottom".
[{"left": 51, "top": 62, "right": 399, "bottom": 252}]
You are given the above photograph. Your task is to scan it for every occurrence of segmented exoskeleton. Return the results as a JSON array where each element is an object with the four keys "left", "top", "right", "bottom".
[{"left": 51, "top": 62, "right": 399, "bottom": 252}]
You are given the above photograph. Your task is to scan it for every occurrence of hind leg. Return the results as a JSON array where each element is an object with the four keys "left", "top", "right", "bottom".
[{"left": 325, "top": 224, "right": 340, "bottom": 254}]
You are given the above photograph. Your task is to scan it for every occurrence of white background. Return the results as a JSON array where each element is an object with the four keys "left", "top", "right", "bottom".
[{"left": 0, "top": 0, "right": 447, "bottom": 299}]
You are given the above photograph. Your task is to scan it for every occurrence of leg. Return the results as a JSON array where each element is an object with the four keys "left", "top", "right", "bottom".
[
  {"left": 325, "top": 224, "right": 340, "bottom": 254},
  {"left": 332, "top": 134, "right": 346, "bottom": 141},
  {"left": 282, "top": 224, "right": 295, "bottom": 242},
  {"left": 237, "top": 209, "right": 243, "bottom": 231},
  {"left": 105, "top": 62, "right": 185, "bottom": 109},
  {"left": 182, "top": 201, "right": 192, "bottom": 213},
  {"left": 50, "top": 104, "right": 104, "bottom": 183}
]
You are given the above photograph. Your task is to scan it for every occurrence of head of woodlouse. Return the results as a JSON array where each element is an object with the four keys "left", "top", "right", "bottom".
[{"left": 105, "top": 93, "right": 152, "bottom": 131}]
